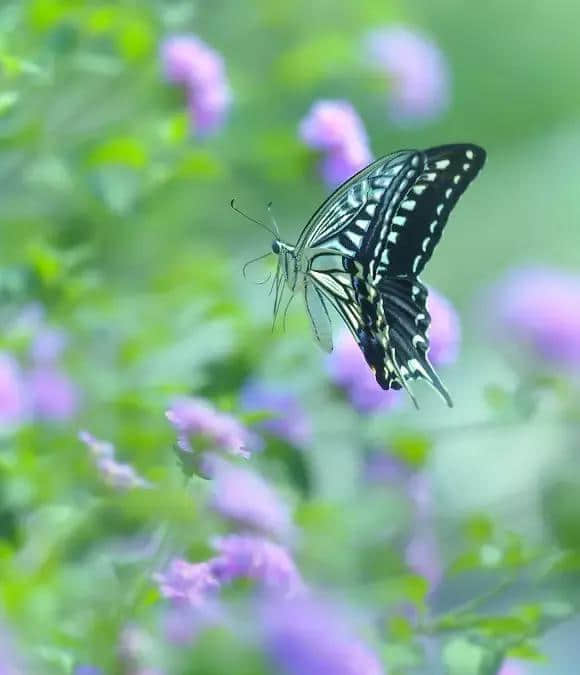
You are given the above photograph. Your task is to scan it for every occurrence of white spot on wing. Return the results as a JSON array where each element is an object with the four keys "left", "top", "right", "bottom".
[
  {"left": 429, "top": 220, "right": 438, "bottom": 233},
  {"left": 445, "top": 188, "right": 452, "bottom": 199},
  {"left": 387, "top": 232, "right": 398, "bottom": 244},
  {"left": 346, "top": 231, "right": 363, "bottom": 248},
  {"left": 424, "top": 172, "right": 437, "bottom": 182},
  {"left": 436, "top": 204, "right": 444, "bottom": 215},
  {"left": 393, "top": 215, "right": 406, "bottom": 226},
  {"left": 453, "top": 175, "right": 461, "bottom": 184},
  {"left": 401, "top": 200, "right": 416, "bottom": 211},
  {"left": 413, "top": 185, "right": 427, "bottom": 195},
  {"left": 412, "top": 255, "right": 422, "bottom": 273},
  {"left": 436, "top": 159, "right": 450, "bottom": 169},
  {"left": 421, "top": 237, "right": 430, "bottom": 252},
  {"left": 466, "top": 149, "right": 474, "bottom": 159},
  {"left": 366, "top": 203, "right": 377, "bottom": 217},
  {"left": 463, "top": 163, "right": 470, "bottom": 171}
]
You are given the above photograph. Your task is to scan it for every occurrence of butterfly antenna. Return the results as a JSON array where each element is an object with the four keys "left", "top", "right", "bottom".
[
  {"left": 231, "top": 199, "right": 276, "bottom": 237},
  {"left": 266, "top": 201, "right": 281, "bottom": 238},
  {"left": 242, "top": 251, "right": 273, "bottom": 283}
]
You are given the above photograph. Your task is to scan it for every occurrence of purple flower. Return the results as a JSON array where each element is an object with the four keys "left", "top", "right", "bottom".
[
  {"left": 73, "top": 668, "right": 103, "bottom": 675},
  {"left": 328, "top": 331, "right": 402, "bottom": 413},
  {"left": 208, "top": 458, "right": 294, "bottom": 540},
  {"left": 160, "top": 35, "right": 232, "bottom": 136},
  {"left": 30, "top": 326, "right": 67, "bottom": 363},
  {"left": 262, "top": 595, "right": 384, "bottom": 675},
  {"left": 405, "top": 526, "right": 442, "bottom": 588},
  {"left": 365, "top": 26, "right": 450, "bottom": 124},
  {"left": 154, "top": 558, "right": 220, "bottom": 608},
  {"left": 299, "top": 100, "right": 373, "bottom": 187},
  {"left": 426, "top": 288, "right": 461, "bottom": 366},
  {"left": 79, "top": 431, "right": 152, "bottom": 490},
  {"left": 489, "top": 266, "right": 580, "bottom": 368},
  {"left": 498, "top": 661, "right": 526, "bottom": 675},
  {"left": 27, "top": 366, "right": 79, "bottom": 421},
  {"left": 0, "top": 623, "right": 24, "bottom": 675},
  {"left": 240, "top": 381, "right": 311, "bottom": 447},
  {"left": 210, "top": 534, "right": 304, "bottom": 597},
  {"left": 166, "top": 397, "right": 260, "bottom": 459},
  {"left": 0, "top": 353, "right": 28, "bottom": 427}
]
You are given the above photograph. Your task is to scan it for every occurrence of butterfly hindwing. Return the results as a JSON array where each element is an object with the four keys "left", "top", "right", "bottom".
[{"left": 353, "top": 274, "right": 452, "bottom": 406}]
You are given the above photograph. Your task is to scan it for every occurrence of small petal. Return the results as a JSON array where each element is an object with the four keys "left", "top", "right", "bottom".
[
  {"left": 498, "top": 661, "right": 527, "bottom": 675},
  {"left": 153, "top": 558, "right": 219, "bottom": 608}
]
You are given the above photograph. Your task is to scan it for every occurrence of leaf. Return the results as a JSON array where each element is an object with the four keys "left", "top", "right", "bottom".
[
  {"left": 88, "top": 136, "right": 149, "bottom": 169},
  {"left": 443, "top": 638, "right": 486, "bottom": 675}
]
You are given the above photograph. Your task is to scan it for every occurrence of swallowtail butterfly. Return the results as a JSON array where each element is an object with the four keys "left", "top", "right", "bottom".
[{"left": 256, "top": 144, "right": 486, "bottom": 407}]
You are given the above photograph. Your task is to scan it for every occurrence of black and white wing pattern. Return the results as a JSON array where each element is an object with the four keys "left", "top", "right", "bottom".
[
  {"left": 347, "top": 144, "right": 485, "bottom": 405},
  {"left": 300, "top": 143, "right": 485, "bottom": 406}
]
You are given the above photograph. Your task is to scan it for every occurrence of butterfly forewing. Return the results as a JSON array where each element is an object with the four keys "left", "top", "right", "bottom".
[
  {"left": 297, "top": 150, "right": 419, "bottom": 257},
  {"left": 379, "top": 144, "right": 486, "bottom": 278}
]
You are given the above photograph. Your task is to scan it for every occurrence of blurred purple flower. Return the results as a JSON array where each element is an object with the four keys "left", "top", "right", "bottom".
[
  {"left": 365, "top": 25, "right": 450, "bottom": 124},
  {"left": 166, "top": 397, "right": 260, "bottom": 459},
  {"left": 73, "top": 668, "right": 103, "bottom": 675},
  {"left": 160, "top": 35, "right": 232, "bottom": 135},
  {"left": 208, "top": 458, "right": 294, "bottom": 540},
  {"left": 27, "top": 366, "right": 79, "bottom": 421},
  {"left": 328, "top": 331, "right": 402, "bottom": 413},
  {"left": 0, "top": 623, "right": 24, "bottom": 675},
  {"left": 154, "top": 558, "right": 220, "bottom": 608},
  {"left": 210, "top": 534, "right": 304, "bottom": 597},
  {"left": 240, "top": 381, "right": 311, "bottom": 448},
  {"left": 490, "top": 266, "right": 580, "bottom": 368},
  {"left": 498, "top": 661, "right": 526, "bottom": 675},
  {"left": 0, "top": 353, "right": 28, "bottom": 427},
  {"left": 405, "top": 526, "right": 442, "bottom": 588},
  {"left": 427, "top": 288, "right": 461, "bottom": 366},
  {"left": 299, "top": 100, "right": 372, "bottom": 187},
  {"left": 30, "top": 326, "right": 67, "bottom": 363},
  {"left": 162, "top": 603, "right": 223, "bottom": 646},
  {"left": 79, "top": 431, "right": 152, "bottom": 490},
  {"left": 262, "top": 595, "right": 384, "bottom": 675}
]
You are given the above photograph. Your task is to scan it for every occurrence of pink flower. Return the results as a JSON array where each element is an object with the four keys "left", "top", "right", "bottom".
[{"left": 365, "top": 25, "right": 450, "bottom": 124}]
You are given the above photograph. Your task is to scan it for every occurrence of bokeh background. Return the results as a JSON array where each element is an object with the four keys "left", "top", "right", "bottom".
[{"left": 1, "top": 1, "right": 580, "bottom": 673}]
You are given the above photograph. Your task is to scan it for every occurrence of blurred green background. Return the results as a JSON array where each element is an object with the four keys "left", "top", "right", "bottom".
[{"left": 1, "top": 1, "right": 580, "bottom": 673}]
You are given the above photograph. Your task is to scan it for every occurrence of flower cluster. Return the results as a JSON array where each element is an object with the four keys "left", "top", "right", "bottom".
[
  {"left": 328, "top": 287, "right": 460, "bottom": 412},
  {"left": 166, "top": 396, "right": 260, "bottom": 461},
  {"left": 261, "top": 595, "right": 384, "bottom": 675},
  {"left": 364, "top": 25, "right": 450, "bottom": 124},
  {"left": 160, "top": 35, "right": 232, "bottom": 136},
  {"left": 0, "top": 313, "right": 79, "bottom": 429},
  {"left": 299, "top": 100, "right": 373, "bottom": 187},
  {"left": 79, "top": 431, "right": 152, "bottom": 490},
  {"left": 208, "top": 456, "right": 295, "bottom": 541},
  {"left": 240, "top": 380, "right": 311, "bottom": 448},
  {"left": 490, "top": 266, "right": 580, "bottom": 368}
]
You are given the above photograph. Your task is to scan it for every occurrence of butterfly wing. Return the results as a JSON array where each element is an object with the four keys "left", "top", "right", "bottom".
[
  {"left": 361, "top": 275, "right": 452, "bottom": 407},
  {"left": 373, "top": 143, "right": 486, "bottom": 280},
  {"left": 296, "top": 150, "right": 422, "bottom": 259}
]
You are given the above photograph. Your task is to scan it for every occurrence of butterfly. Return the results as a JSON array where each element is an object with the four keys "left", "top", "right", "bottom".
[{"left": 241, "top": 144, "right": 486, "bottom": 407}]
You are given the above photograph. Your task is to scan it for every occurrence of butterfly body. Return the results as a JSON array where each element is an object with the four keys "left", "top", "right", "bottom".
[{"left": 267, "top": 143, "right": 486, "bottom": 406}]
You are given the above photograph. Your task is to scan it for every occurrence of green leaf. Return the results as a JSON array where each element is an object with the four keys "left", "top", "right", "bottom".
[
  {"left": 88, "top": 136, "right": 149, "bottom": 169},
  {"left": 389, "top": 432, "right": 432, "bottom": 467},
  {"left": 443, "top": 638, "right": 486, "bottom": 675}
]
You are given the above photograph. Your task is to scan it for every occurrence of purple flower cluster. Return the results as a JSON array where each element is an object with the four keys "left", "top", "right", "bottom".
[
  {"left": 490, "top": 266, "right": 580, "bottom": 368},
  {"left": 211, "top": 534, "right": 304, "bottom": 597},
  {"left": 166, "top": 396, "right": 260, "bottom": 460},
  {"left": 208, "top": 457, "right": 294, "bottom": 541},
  {"left": 160, "top": 35, "right": 232, "bottom": 136},
  {"left": 328, "top": 287, "right": 460, "bottom": 412},
  {"left": 240, "top": 380, "right": 311, "bottom": 448},
  {"left": 0, "top": 319, "right": 79, "bottom": 428},
  {"left": 261, "top": 595, "right": 384, "bottom": 675},
  {"left": 365, "top": 25, "right": 450, "bottom": 124},
  {"left": 299, "top": 100, "right": 373, "bottom": 187},
  {"left": 154, "top": 558, "right": 220, "bottom": 608},
  {"left": 79, "top": 431, "right": 152, "bottom": 490}
]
